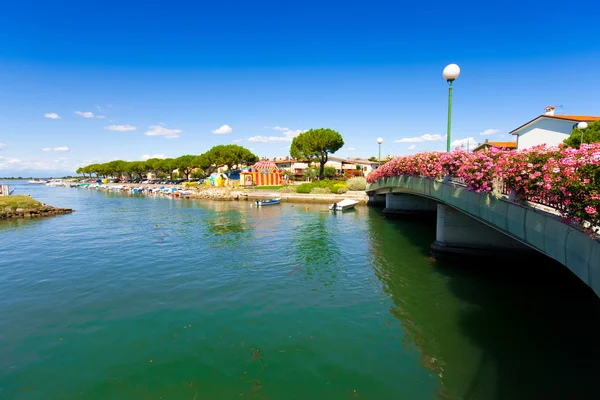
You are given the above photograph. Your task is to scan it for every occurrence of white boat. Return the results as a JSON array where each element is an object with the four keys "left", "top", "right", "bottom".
[
  {"left": 46, "top": 179, "right": 67, "bottom": 187},
  {"left": 329, "top": 199, "right": 359, "bottom": 211},
  {"left": 28, "top": 179, "right": 47, "bottom": 184}
]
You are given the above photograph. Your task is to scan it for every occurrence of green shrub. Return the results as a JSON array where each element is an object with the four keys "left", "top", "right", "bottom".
[
  {"left": 295, "top": 179, "right": 340, "bottom": 193},
  {"left": 333, "top": 183, "right": 348, "bottom": 194},
  {"left": 296, "top": 183, "right": 313, "bottom": 193},
  {"left": 347, "top": 177, "right": 366, "bottom": 191},
  {"left": 311, "top": 187, "right": 331, "bottom": 194}
]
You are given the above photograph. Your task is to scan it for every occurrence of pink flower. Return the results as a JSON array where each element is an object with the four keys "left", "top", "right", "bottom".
[{"left": 585, "top": 206, "right": 597, "bottom": 215}]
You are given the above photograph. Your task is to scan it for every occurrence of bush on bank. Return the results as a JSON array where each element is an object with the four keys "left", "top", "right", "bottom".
[
  {"left": 346, "top": 177, "right": 367, "bottom": 191},
  {"left": 367, "top": 144, "right": 600, "bottom": 232},
  {"left": 295, "top": 180, "right": 348, "bottom": 194}
]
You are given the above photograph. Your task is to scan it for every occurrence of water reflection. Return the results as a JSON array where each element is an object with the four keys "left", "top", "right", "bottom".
[
  {"left": 287, "top": 210, "right": 344, "bottom": 290},
  {"left": 366, "top": 208, "right": 600, "bottom": 399}
]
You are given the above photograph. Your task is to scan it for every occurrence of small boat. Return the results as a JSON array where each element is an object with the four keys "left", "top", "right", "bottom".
[
  {"left": 254, "top": 197, "right": 281, "bottom": 207},
  {"left": 28, "top": 179, "right": 47, "bottom": 184},
  {"left": 329, "top": 199, "right": 359, "bottom": 211}
]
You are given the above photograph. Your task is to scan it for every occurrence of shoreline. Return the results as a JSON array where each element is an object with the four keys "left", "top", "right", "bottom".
[
  {"left": 80, "top": 183, "right": 369, "bottom": 204},
  {"left": 0, "top": 195, "right": 74, "bottom": 219}
]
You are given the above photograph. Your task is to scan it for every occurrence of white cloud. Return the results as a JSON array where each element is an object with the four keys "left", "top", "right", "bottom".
[
  {"left": 0, "top": 143, "right": 5, "bottom": 151},
  {"left": 211, "top": 124, "right": 233, "bottom": 134},
  {"left": 282, "top": 129, "right": 304, "bottom": 138},
  {"left": 232, "top": 139, "right": 244, "bottom": 143},
  {"left": 346, "top": 147, "right": 356, "bottom": 151},
  {"left": 450, "top": 137, "right": 478, "bottom": 150},
  {"left": 44, "top": 113, "right": 61, "bottom": 119},
  {"left": 96, "top": 115, "right": 106, "bottom": 119},
  {"left": 0, "top": 155, "right": 75, "bottom": 173},
  {"left": 248, "top": 127, "right": 305, "bottom": 143},
  {"left": 105, "top": 124, "right": 137, "bottom": 132},
  {"left": 479, "top": 128, "right": 500, "bottom": 136},
  {"left": 145, "top": 125, "right": 181, "bottom": 139},
  {"left": 42, "top": 147, "right": 52, "bottom": 152},
  {"left": 75, "top": 111, "right": 95, "bottom": 118},
  {"left": 42, "top": 147, "right": 70, "bottom": 152},
  {"left": 408, "top": 144, "right": 417, "bottom": 150},
  {"left": 248, "top": 135, "right": 293, "bottom": 143},
  {"left": 140, "top": 154, "right": 167, "bottom": 161},
  {"left": 395, "top": 134, "right": 445, "bottom": 143}
]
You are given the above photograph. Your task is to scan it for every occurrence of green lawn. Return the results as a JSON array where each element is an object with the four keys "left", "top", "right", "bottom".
[{"left": 0, "top": 195, "right": 42, "bottom": 210}]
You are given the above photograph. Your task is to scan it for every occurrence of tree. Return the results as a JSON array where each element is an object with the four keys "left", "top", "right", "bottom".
[
  {"left": 174, "top": 155, "right": 197, "bottom": 180},
  {"left": 324, "top": 166, "right": 336, "bottom": 179},
  {"left": 195, "top": 153, "right": 216, "bottom": 177},
  {"left": 161, "top": 158, "right": 176, "bottom": 180},
  {"left": 290, "top": 128, "right": 344, "bottom": 180},
  {"left": 126, "top": 161, "right": 147, "bottom": 180},
  {"left": 205, "top": 144, "right": 258, "bottom": 172},
  {"left": 146, "top": 158, "right": 167, "bottom": 178},
  {"left": 303, "top": 166, "right": 317, "bottom": 181},
  {"left": 564, "top": 121, "right": 600, "bottom": 148},
  {"left": 368, "top": 156, "right": 378, "bottom": 162}
]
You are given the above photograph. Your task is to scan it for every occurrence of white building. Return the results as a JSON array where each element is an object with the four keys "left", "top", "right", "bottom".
[
  {"left": 510, "top": 106, "right": 600, "bottom": 150},
  {"left": 272, "top": 157, "right": 310, "bottom": 179}
]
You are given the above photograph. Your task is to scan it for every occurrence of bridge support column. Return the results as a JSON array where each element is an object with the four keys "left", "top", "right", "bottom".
[
  {"left": 383, "top": 193, "right": 437, "bottom": 218},
  {"left": 367, "top": 193, "right": 386, "bottom": 208},
  {"left": 431, "top": 204, "right": 532, "bottom": 258}
]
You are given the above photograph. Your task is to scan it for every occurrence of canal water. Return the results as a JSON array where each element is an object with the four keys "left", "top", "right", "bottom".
[{"left": 1, "top": 181, "right": 600, "bottom": 399}]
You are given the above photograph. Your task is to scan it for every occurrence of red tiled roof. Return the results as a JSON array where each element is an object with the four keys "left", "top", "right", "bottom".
[
  {"left": 485, "top": 141, "right": 517, "bottom": 148},
  {"left": 549, "top": 115, "right": 600, "bottom": 122}
]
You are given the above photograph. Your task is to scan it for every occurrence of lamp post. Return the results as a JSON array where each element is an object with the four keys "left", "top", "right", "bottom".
[
  {"left": 377, "top": 137, "right": 383, "bottom": 167},
  {"left": 443, "top": 64, "right": 461, "bottom": 152},
  {"left": 578, "top": 121, "right": 588, "bottom": 146}
]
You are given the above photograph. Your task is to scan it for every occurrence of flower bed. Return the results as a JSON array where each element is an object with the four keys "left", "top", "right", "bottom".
[{"left": 367, "top": 144, "right": 600, "bottom": 233}]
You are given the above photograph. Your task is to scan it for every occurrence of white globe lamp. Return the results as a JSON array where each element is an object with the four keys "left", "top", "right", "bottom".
[{"left": 443, "top": 64, "right": 461, "bottom": 82}]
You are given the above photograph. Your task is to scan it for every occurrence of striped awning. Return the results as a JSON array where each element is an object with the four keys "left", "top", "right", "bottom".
[{"left": 252, "top": 160, "right": 279, "bottom": 172}]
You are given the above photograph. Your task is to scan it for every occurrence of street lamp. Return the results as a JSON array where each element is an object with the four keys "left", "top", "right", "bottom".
[
  {"left": 377, "top": 137, "right": 383, "bottom": 166},
  {"left": 578, "top": 121, "right": 588, "bottom": 146},
  {"left": 443, "top": 64, "right": 461, "bottom": 152}
]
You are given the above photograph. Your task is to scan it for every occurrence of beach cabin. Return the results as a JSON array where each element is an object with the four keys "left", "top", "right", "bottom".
[{"left": 243, "top": 160, "right": 283, "bottom": 186}]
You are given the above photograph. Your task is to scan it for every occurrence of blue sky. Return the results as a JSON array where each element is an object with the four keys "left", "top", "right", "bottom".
[{"left": 1, "top": 0, "right": 599, "bottom": 176}]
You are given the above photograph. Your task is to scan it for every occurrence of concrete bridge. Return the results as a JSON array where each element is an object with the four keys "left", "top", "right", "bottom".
[{"left": 366, "top": 176, "right": 600, "bottom": 298}]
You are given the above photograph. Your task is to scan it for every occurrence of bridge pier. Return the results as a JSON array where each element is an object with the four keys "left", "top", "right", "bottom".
[
  {"left": 431, "top": 204, "right": 532, "bottom": 259},
  {"left": 383, "top": 193, "right": 437, "bottom": 218},
  {"left": 368, "top": 193, "right": 386, "bottom": 208}
]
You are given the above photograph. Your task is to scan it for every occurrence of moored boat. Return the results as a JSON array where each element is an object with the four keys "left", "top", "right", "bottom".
[
  {"left": 329, "top": 199, "right": 359, "bottom": 211},
  {"left": 28, "top": 179, "right": 47, "bottom": 184},
  {"left": 254, "top": 197, "right": 281, "bottom": 207}
]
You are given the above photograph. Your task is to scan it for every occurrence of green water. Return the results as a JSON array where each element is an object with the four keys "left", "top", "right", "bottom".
[{"left": 1, "top": 182, "right": 600, "bottom": 399}]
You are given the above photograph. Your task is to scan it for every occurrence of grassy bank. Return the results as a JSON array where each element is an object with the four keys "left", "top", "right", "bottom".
[
  {"left": 0, "top": 195, "right": 73, "bottom": 219},
  {"left": 0, "top": 195, "right": 42, "bottom": 210}
]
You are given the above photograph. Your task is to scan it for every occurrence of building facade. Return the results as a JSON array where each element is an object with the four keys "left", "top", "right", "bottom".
[{"left": 510, "top": 106, "right": 600, "bottom": 150}]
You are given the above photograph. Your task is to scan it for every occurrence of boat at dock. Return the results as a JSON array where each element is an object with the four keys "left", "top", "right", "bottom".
[
  {"left": 28, "top": 179, "right": 48, "bottom": 184},
  {"left": 254, "top": 197, "right": 281, "bottom": 207},
  {"left": 329, "top": 199, "right": 359, "bottom": 211}
]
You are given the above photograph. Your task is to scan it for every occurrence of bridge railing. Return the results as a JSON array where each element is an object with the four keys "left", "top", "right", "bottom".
[{"left": 448, "top": 177, "right": 564, "bottom": 212}]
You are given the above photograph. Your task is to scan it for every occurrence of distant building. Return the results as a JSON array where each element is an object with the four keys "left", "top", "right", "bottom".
[
  {"left": 472, "top": 139, "right": 517, "bottom": 152},
  {"left": 345, "top": 157, "right": 381, "bottom": 176},
  {"left": 510, "top": 106, "right": 600, "bottom": 150},
  {"left": 271, "top": 157, "right": 309, "bottom": 179},
  {"left": 325, "top": 156, "right": 357, "bottom": 175}
]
